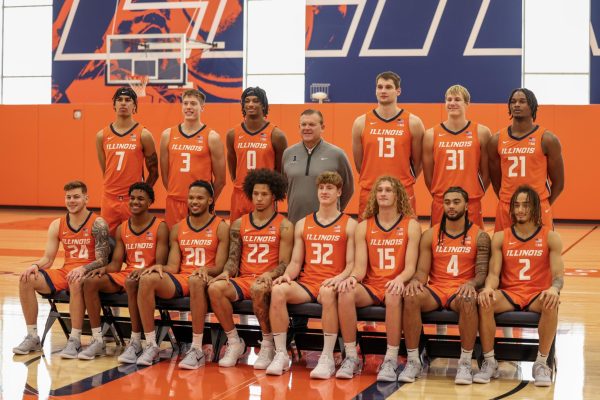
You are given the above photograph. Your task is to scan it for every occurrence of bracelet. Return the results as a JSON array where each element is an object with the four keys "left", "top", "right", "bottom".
[
  {"left": 31, "top": 264, "right": 40, "bottom": 269},
  {"left": 349, "top": 275, "right": 358, "bottom": 282}
]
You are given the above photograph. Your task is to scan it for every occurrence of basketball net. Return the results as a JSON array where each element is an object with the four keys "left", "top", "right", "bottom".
[{"left": 126, "top": 75, "right": 149, "bottom": 98}]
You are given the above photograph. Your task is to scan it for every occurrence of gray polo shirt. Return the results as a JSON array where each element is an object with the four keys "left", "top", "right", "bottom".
[{"left": 282, "top": 139, "right": 354, "bottom": 223}]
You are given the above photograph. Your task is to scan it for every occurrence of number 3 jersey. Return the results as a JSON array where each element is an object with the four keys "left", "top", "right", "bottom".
[
  {"left": 102, "top": 123, "right": 145, "bottom": 197},
  {"left": 233, "top": 123, "right": 275, "bottom": 190},
  {"left": 363, "top": 215, "right": 411, "bottom": 288},
  {"left": 121, "top": 217, "right": 163, "bottom": 273},
  {"left": 239, "top": 213, "right": 284, "bottom": 277},
  {"left": 177, "top": 215, "right": 222, "bottom": 275},
  {"left": 167, "top": 124, "right": 213, "bottom": 201},
  {"left": 59, "top": 212, "right": 99, "bottom": 271},
  {"left": 429, "top": 223, "right": 479, "bottom": 289}
]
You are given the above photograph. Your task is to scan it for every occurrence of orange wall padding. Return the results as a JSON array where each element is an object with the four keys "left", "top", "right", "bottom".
[{"left": 0, "top": 103, "right": 597, "bottom": 220}]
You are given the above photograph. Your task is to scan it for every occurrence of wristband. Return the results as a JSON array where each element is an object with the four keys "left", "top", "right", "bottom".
[{"left": 31, "top": 264, "right": 40, "bottom": 269}]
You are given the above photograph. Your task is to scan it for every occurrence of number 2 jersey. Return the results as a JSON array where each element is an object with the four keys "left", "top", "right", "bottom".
[
  {"left": 58, "top": 211, "right": 99, "bottom": 271},
  {"left": 177, "top": 215, "right": 222, "bottom": 275},
  {"left": 239, "top": 213, "right": 284, "bottom": 277},
  {"left": 233, "top": 123, "right": 276, "bottom": 190},
  {"left": 102, "top": 123, "right": 145, "bottom": 197}
]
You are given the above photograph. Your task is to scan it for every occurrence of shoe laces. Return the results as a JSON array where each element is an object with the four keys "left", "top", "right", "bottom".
[
  {"left": 481, "top": 359, "right": 495, "bottom": 373},
  {"left": 340, "top": 357, "right": 357, "bottom": 370},
  {"left": 534, "top": 362, "right": 551, "bottom": 377},
  {"left": 380, "top": 359, "right": 396, "bottom": 372}
]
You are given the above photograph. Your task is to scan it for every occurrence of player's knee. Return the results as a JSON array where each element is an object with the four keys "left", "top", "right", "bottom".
[
  {"left": 540, "top": 304, "right": 559, "bottom": 317},
  {"left": 250, "top": 282, "right": 269, "bottom": 299},
  {"left": 270, "top": 284, "right": 287, "bottom": 303},
  {"left": 458, "top": 297, "right": 476, "bottom": 315},
  {"left": 385, "top": 294, "right": 401, "bottom": 309},
  {"left": 337, "top": 288, "right": 354, "bottom": 305},
  {"left": 189, "top": 275, "right": 206, "bottom": 290},
  {"left": 319, "top": 286, "right": 336, "bottom": 305},
  {"left": 19, "top": 277, "right": 35, "bottom": 290},
  {"left": 125, "top": 277, "right": 140, "bottom": 292},
  {"left": 403, "top": 293, "right": 420, "bottom": 308},
  {"left": 207, "top": 281, "right": 223, "bottom": 299},
  {"left": 68, "top": 280, "right": 83, "bottom": 295}
]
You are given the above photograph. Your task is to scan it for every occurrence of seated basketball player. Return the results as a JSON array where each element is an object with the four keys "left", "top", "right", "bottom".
[
  {"left": 336, "top": 176, "right": 421, "bottom": 382},
  {"left": 80, "top": 182, "right": 168, "bottom": 361},
  {"left": 137, "top": 180, "right": 229, "bottom": 369},
  {"left": 399, "top": 187, "right": 490, "bottom": 384},
  {"left": 475, "top": 185, "right": 563, "bottom": 386},
  {"left": 265, "top": 171, "right": 357, "bottom": 377},
  {"left": 207, "top": 169, "right": 293, "bottom": 369},
  {"left": 13, "top": 181, "right": 110, "bottom": 358}
]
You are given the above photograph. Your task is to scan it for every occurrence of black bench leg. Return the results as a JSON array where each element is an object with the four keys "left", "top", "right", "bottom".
[{"left": 41, "top": 300, "right": 69, "bottom": 346}]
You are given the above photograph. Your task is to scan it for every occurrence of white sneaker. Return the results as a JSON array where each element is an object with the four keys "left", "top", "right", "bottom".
[
  {"left": 473, "top": 358, "right": 499, "bottom": 384},
  {"left": 455, "top": 358, "right": 473, "bottom": 385},
  {"left": 532, "top": 361, "right": 552, "bottom": 387},
  {"left": 310, "top": 354, "right": 336, "bottom": 379},
  {"left": 377, "top": 358, "right": 398, "bottom": 382},
  {"left": 335, "top": 356, "right": 361, "bottom": 379},
  {"left": 77, "top": 338, "right": 105, "bottom": 360},
  {"left": 266, "top": 350, "right": 290, "bottom": 375},
  {"left": 59, "top": 337, "right": 81, "bottom": 359},
  {"left": 117, "top": 340, "right": 143, "bottom": 364},
  {"left": 178, "top": 347, "right": 206, "bottom": 370},
  {"left": 136, "top": 344, "right": 160, "bottom": 366},
  {"left": 218, "top": 338, "right": 246, "bottom": 367},
  {"left": 254, "top": 343, "right": 276, "bottom": 370},
  {"left": 13, "top": 334, "right": 42, "bottom": 355},
  {"left": 398, "top": 359, "right": 423, "bottom": 383}
]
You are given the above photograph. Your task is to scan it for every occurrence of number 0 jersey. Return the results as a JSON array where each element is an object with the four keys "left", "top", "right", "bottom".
[
  {"left": 429, "top": 223, "right": 479, "bottom": 288},
  {"left": 363, "top": 215, "right": 411, "bottom": 288},
  {"left": 233, "top": 123, "right": 275, "bottom": 190},
  {"left": 167, "top": 124, "right": 213, "bottom": 201},
  {"left": 239, "top": 213, "right": 284, "bottom": 276},
  {"left": 59, "top": 212, "right": 99, "bottom": 271},
  {"left": 177, "top": 215, "right": 222, "bottom": 275},
  {"left": 102, "top": 123, "right": 145, "bottom": 197},
  {"left": 121, "top": 217, "right": 162, "bottom": 273}
]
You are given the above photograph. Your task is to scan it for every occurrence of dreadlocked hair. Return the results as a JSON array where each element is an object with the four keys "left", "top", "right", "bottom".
[
  {"left": 509, "top": 185, "right": 542, "bottom": 226},
  {"left": 438, "top": 186, "right": 471, "bottom": 246},
  {"left": 242, "top": 168, "right": 287, "bottom": 202},
  {"left": 508, "top": 88, "right": 538, "bottom": 121},
  {"left": 362, "top": 175, "right": 413, "bottom": 220},
  {"left": 241, "top": 86, "right": 269, "bottom": 116}
]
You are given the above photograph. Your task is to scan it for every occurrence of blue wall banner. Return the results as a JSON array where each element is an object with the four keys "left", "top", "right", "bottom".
[{"left": 591, "top": 0, "right": 600, "bottom": 104}]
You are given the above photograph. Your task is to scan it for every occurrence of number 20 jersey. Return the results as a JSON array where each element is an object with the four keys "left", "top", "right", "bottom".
[{"left": 177, "top": 215, "right": 222, "bottom": 275}]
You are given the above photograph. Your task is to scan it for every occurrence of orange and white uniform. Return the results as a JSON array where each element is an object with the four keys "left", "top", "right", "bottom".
[
  {"left": 361, "top": 215, "right": 411, "bottom": 304},
  {"left": 40, "top": 212, "right": 99, "bottom": 293},
  {"left": 500, "top": 226, "right": 551, "bottom": 309},
  {"left": 107, "top": 217, "right": 163, "bottom": 288},
  {"left": 230, "top": 123, "right": 276, "bottom": 221},
  {"left": 297, "top": 213, "right": 351, "bottom": 300},
  {"left": 101, "top": 123, "right": 146, "bottom": 234},
  {"left": 427, "top": 223, "right": 479, "bottom": 308},
  {"left": 358, "top": 110, "right": 416, "bottom": 217},
  {"left": 230, "top": 213, "right": 284, "bottom": 300},
  {"left": 495, "top": 126, "right": 553, "bottom": 231},
  {"left": 165, "top": 124, "right": 214, "bottom": 228},
  {"left": 167, "top": 216, "right": 222, "bottom": 297},
  {"left": 430, "top": 122, "right": 485, "bottom": 227}
]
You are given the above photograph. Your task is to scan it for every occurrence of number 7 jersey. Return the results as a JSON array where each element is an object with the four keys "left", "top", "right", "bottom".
[{"left": 102, "top": 123, "right": 145, "bottom": 196}]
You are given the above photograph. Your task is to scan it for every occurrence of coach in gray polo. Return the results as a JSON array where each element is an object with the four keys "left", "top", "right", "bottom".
[{"left": 282, "top": 109, "right": 354, "bottom": 223}]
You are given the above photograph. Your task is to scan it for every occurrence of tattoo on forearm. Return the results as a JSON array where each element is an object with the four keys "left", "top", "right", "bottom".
[
  {"left": 474, "top": 233, "right": 491, "bottom": 288},
  {"left": 270, "top": 261, "right": 288, "bottom": 279},
  {"left": 224, "top": 228, "right": 242, "bottom": 276},
  {"left": 85, "top": 219, "right": 110, "bottom": 272},
  {"left": 552, "top": 276, "right": 564, "bottom": 292},
  {"left": 145, "top": 153, "right": 159, "bottom": 185}
]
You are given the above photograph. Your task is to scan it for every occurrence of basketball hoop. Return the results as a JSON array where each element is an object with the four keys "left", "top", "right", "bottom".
[{"left": 126, "top": 75, "right": 149, "bottom": 98}]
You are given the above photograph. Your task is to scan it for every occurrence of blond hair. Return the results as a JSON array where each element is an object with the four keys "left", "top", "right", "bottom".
[
  {"left": 445, "top": 84, "right": 470, "bottom": 104},
  {"left": 182, "top": 89, "right": 206, "bottom": 104},
  {"left": 362, "top": 175, "right": 414, "bottom": 219},
  {"left": 316, "top": 171, "right": 343, "bottom": 189}
]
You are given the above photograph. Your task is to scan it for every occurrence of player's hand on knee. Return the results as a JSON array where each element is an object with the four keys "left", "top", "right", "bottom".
[
  {"left": 478, "top": 287, "right": 495, "bottom": 308},
  {"left": 457, "top": 282, "right": 477, "bottom": 300},
  {"left": 386, "top": 277, "right": 405, "bottom": 296},
  {"left": 140, "top": 265, "right": 162, "bottom": 278},
  {"left": 191, "top": 267, "right": 209, "bottom": 283},
  {"left": 86, "top": 267, "right": 106, "bottom": 279},
  {"left": 255, "top": 272, "right": 273, "bottom": 288},
  {"left": 404, "top": 279, "right": 423, "bottom": 297},
  {"left": 322, "top": 275, "right": 344, "bottom": 290},
  {"left": 21, "top": 265, "right": 39, "bottom": 282},
  {"left": 208, "top": 271, "right": 229, "bottom": 285},
  {"left": 539, "top": 287, "right": 560, "bottom": 310},
  {"left": 66, "top": 266, "right": 86, "bottom": 283},
  {"left": 273, "top": 274, "right": 291, "bottom": 285},
  {"left": 337, "top": 276, "right": 357, "bottom": 293}
]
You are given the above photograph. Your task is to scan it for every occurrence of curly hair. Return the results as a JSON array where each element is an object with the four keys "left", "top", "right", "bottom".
[
  {"left": 316, "top": 171, "right": 343, "bottom": 189},
  {"left": 362, "top": 175, "right": 413, "bottom": 219},
  {"left": 241, "top": 86, "right": 268, "bottom": 116},
  {"left": 243, "top": 168, "right": 287, "bottom": 202},
  {"left": 509, "top": 185, "right": 542, "bottom": 226},
  {"left": 129, "top": 182, "right": 155, "bottom": 203}
]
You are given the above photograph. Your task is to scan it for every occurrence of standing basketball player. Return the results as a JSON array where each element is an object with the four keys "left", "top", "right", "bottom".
[
  {"left": 160, "top": 89, "right": 226, "bottom": 228},
  {"left": 134, "top": 181, "right": 229, "bottom": 368},
  {"left": 208, "top": 169, "right": 293, "bottom": 369},
  {"left": 475, "top": 185, "right": 564, "bottom": 387},
  {"left": 352, "top": 71, "right": 425, "bottom": 218},
  {"left": 423, "top": 85, "right": 491, "bottom": 228},
  {"left": 489, "top": 88, "right": 564, "bottom": 232},
  {"left": 96, "top": 87, "right": 159, "bottom": 235},
  {"left": 265, "top": 171, "right": 357, "bottom": 378},
  {"left": 13, "top": 181, "right": 110, "bottom": 358},
  {"left": 399, "top": 187, "right": 490, "bottom": 384},
  {"left": 226, "top": 87, "right": 288, "bottom": 221},
  {"left": 336, "top": 176, "right": 421, "bottom": 381},
  {"left": 80, "top": 182, "right": 168, "bottom": 361}
]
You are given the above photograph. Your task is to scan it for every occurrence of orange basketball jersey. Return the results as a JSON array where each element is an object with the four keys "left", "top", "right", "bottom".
[
  {"left": 431, "top": 122, "right": 484, "bottom": 199},
  {"left": 363, "top": 215, "right": 411, "bottom": 288},
  {"left": 177, "top": 215, "right": 222, "bottom": 275},
  {"left": 239, "top": 213, "right": 284, "bottom": 276},
  {"left": 298, "top": 213, "right": 350, "bottom": 284},
  {"left": 59, "top": 212, "right": 99, "bottom": 271},
  {"left": 102, "top": 123, "right": 145, "bottom": 196},
  {"left": 233, "top": 123, "right": 275, "bottom": 189},
  {"left": 429, "top": 223, "right": 479, "bottom": 288},
  {"left": 498, "top": 125, "right": 550, "bottom": 202},
  {"left": 167, "top": 124, "right": 213, "bottom": 201},
  {"left": 121, "top": 216, "right": 163, "bottom": 273},
  {"left": 359, "top": 109, "right": 414, "bottom": 190},
  {"left": 500, "top": 226, "right": 551, "bottom": 294}
]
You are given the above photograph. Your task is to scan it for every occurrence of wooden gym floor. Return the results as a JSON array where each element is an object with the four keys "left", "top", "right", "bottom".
[{"left": 0, "top": 209, "right": 597, "bottom": 399}]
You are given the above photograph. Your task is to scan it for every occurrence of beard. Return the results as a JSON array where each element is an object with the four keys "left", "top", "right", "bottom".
[{"left": 446, "top": 210, "right": 465, "bottom": 221}]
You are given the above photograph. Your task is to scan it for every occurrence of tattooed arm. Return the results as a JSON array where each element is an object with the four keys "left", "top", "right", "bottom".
[
  {"left": 256, "top": 218, "right": 293, "bottom": 287},
  {"left": 66, "top": 217, "right": 110, "bottom": 282},
  {"left": 141, "top": 129, "right": 159, "bottom": 187},
  {"left": 456, "top": 230, "right": 491, "bottom": 299},
  {"left": 209, "top": 218, "right": 242, "bottom": 284}
]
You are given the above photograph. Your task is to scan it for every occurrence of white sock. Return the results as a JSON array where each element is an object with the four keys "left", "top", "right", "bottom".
[
  {"left": 273, "top": 332, "right": 287, "bottom": 352},
  {"left": 192, "top": 333, "right": 203, "bottom": 350},
  {"left": 225, "top": 329, "right": 240, "bottom": 344},
  {"left": 406, "top": 348, "right": 420, "bottom": 363},
  {"left": 344, "top": 342, "right": 358, "bottom": 359},
  {"left": 322, "top": 333, "right": 337, "bottom": 358},
  {"left": 91, "top": 327, "right": 103, "bottom": 342},
  {"left": 130, "top": 332, "right": 142, "bottom": 342},
  {"left": 70, "top": 328, "right": 82, "bottom": 341},
  {"left": 145, "top": 331, "right": 157, "bottom": 347},
  {"left": 483, "top": 350, "right": 495, "bottom": 361},
  {"left": 261, "top": 333, "right": 274, "bottom": 348},
  {"left": 384, "top": 345, "right": 399, "bottom": 362},
  {"left": 536, "top": 351, "right": 548, "bottom": 365},
  {"left": 460, "top": 348, "right": 473, "bottom": 362},
  {"left": 27, "top": 325, "right": 38, "bottom": 337}
]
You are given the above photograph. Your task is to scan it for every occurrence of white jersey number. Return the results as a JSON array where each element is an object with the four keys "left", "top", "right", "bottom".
[
  {"left": 376, "top": 247, "right": 395, "bottom": 270},
  {"left": 247, "top": 243, "right": 269, "bottom": 263},
  {"left": 115, "top": 151, "right": 125, "bottom": 171},
  {"left": 518, "top": 258, "right": 531, "bottom": 281},
  {"left": 67, "top": 244, "right": 89, "bottom": 260},
  {"left": 446, "top": 254, "right": 459, "bottom": 276},
  {"left": 377, "top": 137, "right": 395, "bottom": 158},
  {"left": 185, "top": 247, "right": 206, "bottom": 267},
  {"left": 310, "top": 243, "right": 333, "bottom": 265},
  {"left": 180, "top": 152, "right": 191, "bottom": 172},
  {"left": 507, "top": 156, "right": 526, "bottom": 177},
  {"left": 446, "top": 149, "right": 465, "bottom": 171},
  {"left": 133, "top": 250, "right": 145, "bottom": 269},
  {"left": 247, "top": 150, "right": 257, "bottom": 170}
]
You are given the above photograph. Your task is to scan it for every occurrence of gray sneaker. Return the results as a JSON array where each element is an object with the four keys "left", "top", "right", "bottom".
[
  {"left": 13, "top": 334, "right": 42, "bottom": 355},
  {"left": 117, "top": 340, "right": 143, "bottom": 364},
  {"left": 377, "top": 358, "right": 398, "bottom": 382},
  {"left": 59, "top": 337, "right": 82, "bottom": 359},
  {"left": 253, "top": 343, "right": 276, "bottom": 370},
  {"left": 532, "top": 361, "right": 552, "bottom": 387},
  {"left": 178, "top": 347, "right": 206, "bottom": 370},
  {"left": 398, "top": 359, "right": 423, "bottom": 383},
  {"left": 136, "top": 344, "right": 160, "bottom": 366},
  {"left": 77, "top": 338, "right": 106, "bottom": 360},
  {"left": 455, "top": 359, "right": 473, "bottom": 385},
  {"left": 335, "top": 356, "right": 361, "bottom": 379},
  {"left": 473, "top": 358, "right": 499, "bottom": 383}
]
